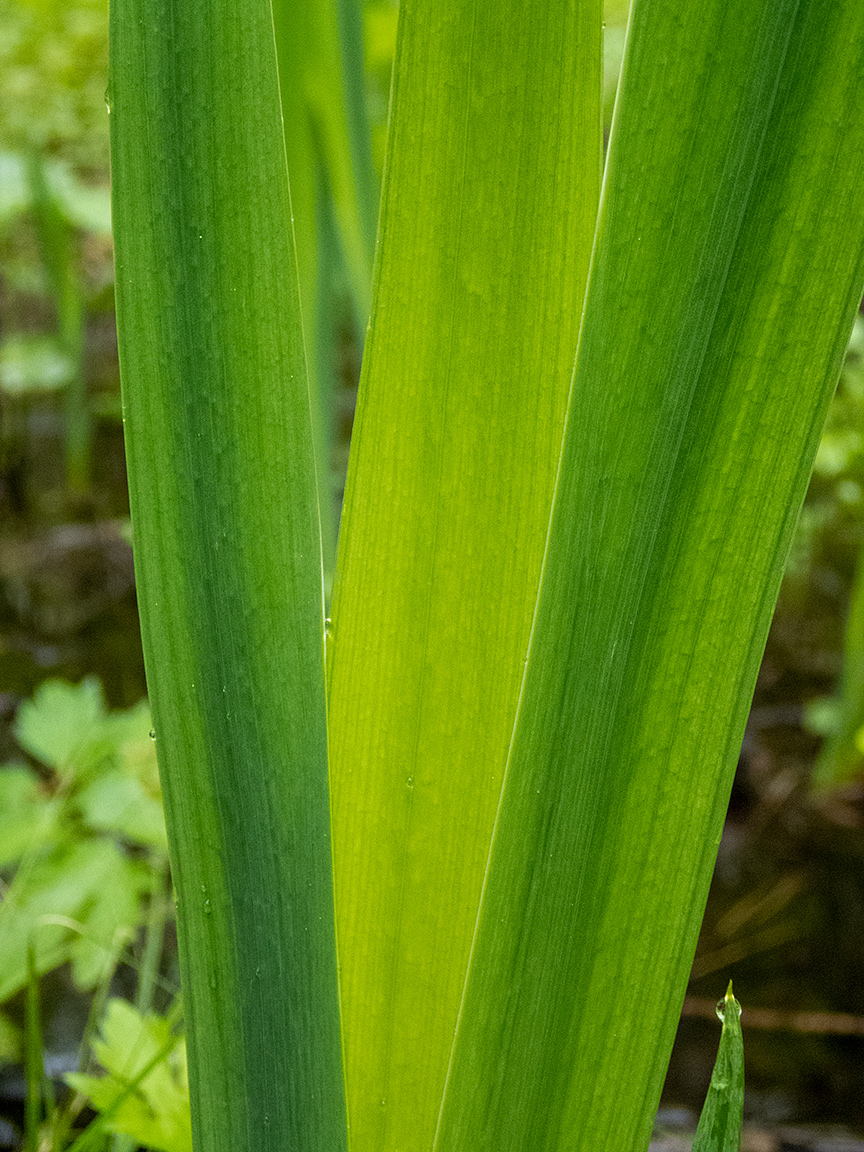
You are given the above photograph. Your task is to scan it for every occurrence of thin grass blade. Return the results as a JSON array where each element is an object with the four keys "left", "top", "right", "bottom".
[
  {"left": 273, "top": 0, "right": 377, "bottom": 326},
  {"left": 28, "top": 153, "right": 89, "bottom": 492},
  {"left": 24, "top": 945, "right": 44, "bottom": 1152},
  {"left": 812, "top": 530, "right": 864, "bottom": 788}
]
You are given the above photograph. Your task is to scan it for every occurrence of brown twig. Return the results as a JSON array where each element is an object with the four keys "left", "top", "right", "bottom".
[{"left": 683, "top": 996, "right": 864, "bottom": 1035}]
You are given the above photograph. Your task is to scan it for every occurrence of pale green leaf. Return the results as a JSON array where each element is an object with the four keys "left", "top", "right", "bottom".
[
  {"left": 0, "top": 151, "right": 28, "bottom": 226},
  {"left": 0, "top": 333, "right": 74, "bottom": 395},
  {"left": 14, "top": 678, "right": 109, "bottom": 779},
  {"left": 328, "top": 1, "right": 602, "bottom": 1149},
  {"left": 0, "top": 838, "right": 138, "bottom": 1000},
  {"left": 69, "top": 853, "right": 148, "bottom": 987},
  {"left": 45, "top": 160, "right": 112, "bottom": 235},
  {"left": 0, "top": 765, "right": 57, "bottom": 870},
  {"left": 77, "top": 771, "right": 167, "bottom": 851},
  {"left": 68, "top": 1000, "right": 192, "bottom": 1152}
]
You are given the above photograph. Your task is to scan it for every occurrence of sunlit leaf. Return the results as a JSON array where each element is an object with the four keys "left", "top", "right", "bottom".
[
  {"left": 0, "top": 766, "right": 58, "bottom": 870},
  {"left": 77, "top": 770, "right": 167, "bottom": 850},
  {"left": 14, "top": 678, "right": 110, "bottom": 780},
  {"left": 0, "top": 838, "right": 143, "bottom": 1000}
]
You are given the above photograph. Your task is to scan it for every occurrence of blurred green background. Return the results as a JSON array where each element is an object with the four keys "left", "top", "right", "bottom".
[{"left": 1, "top": 0, "right": 863, "bottom": 1145}]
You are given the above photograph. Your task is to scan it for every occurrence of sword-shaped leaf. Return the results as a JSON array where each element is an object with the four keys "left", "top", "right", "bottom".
[
  {"left": 327, "top": 3, "right": 603, "bottom": 1150},
  {"left": 108, "top": 0, "right": 345, "bottom": 1147},
  {"left": 434, "top": 2, "right": 864, "bottom": 1149}
]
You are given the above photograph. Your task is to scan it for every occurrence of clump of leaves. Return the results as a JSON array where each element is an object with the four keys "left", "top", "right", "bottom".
[
  {"left": 0, "top": 678, "right": 168, "bottom": 1054},
  {"left": 67, "top": 999, "right": 191, "bottom": 1152}
]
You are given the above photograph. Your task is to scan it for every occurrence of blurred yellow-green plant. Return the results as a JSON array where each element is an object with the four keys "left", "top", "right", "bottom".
[
  {"left": 0, "top": 0, "right": 109, "bottom": 172},
  {"left": 802, "top": 316, "right": 864, "bottom": 789}
]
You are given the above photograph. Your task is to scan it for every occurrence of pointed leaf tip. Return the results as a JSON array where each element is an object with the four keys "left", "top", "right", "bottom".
[{"left": 694, "top": 984, "right": 744, "bottom": 1152}]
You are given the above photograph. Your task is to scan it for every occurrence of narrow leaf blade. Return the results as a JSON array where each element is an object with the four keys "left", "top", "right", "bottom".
[
  {"left": 328, "top": 2, "right": 603, "bottom": 1149},
  {"left": 108, "top": 1, "right": 346, "bottom": 1148},
  {"left": 435, "top": 2, "right": 864, "bottom": 1149},
  {"left": 692, "top": 984, "right": 744, "bottom": 1152}
]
